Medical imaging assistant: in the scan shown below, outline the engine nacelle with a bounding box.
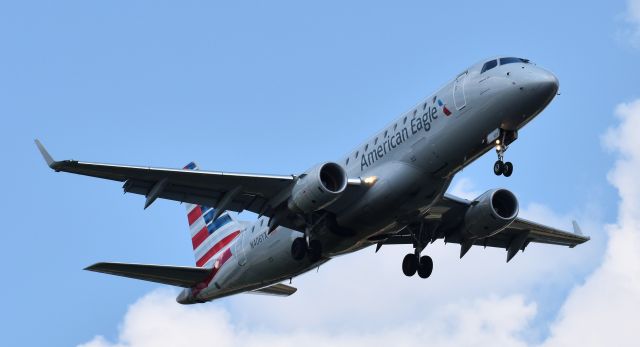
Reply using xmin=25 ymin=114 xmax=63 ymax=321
xmin=463 ymin=188 xmax=519 ymax=238
xmin=287 ymin=162 xmax=348 ymax=214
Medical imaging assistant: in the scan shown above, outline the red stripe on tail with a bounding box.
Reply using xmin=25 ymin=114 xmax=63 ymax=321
xmin=196 ymin=230 xmax=241 ymax=267
xmin=187 ymin=207 xmax=203 ymax=226
xmin=191 ymin=226 xmax=209 ymax=249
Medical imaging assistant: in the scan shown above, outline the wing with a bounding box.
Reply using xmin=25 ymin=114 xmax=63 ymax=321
xmin=36 ymin=140 xmax=363 ymax=224
xmin=85 ymin=262 xmax=211 ymax=288
xmin=378 ymin=193 xmax=590 ymax=262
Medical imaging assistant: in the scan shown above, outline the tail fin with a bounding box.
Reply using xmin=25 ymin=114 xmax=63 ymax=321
xmin=183 ymin=162 xmax=243 ymax=268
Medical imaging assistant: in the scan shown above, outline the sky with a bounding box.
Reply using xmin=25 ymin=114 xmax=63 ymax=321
xmin=1 ymin=1 xmax=639 ymax=346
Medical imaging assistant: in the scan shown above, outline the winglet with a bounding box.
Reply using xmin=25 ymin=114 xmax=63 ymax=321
xmin=572 ymin=220 xmax=583 ymax=236
xmin=34 ymin=139 xmax=56 ymax=168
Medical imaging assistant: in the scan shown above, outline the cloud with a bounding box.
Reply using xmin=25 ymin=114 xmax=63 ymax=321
xmin=79 ymin=289 xmax=235 ymax=347
xmin=621 ymin=0 xmax=640 ymax=47
xmin=78 ymin=99 xmax=640 ymax=347
xmin=80 ymin=290 xmax=536 ymax=347
xmin=539 ymin=99 xmax=640 ymax=347
xmin=449 ymin=177 xmax=481 ymax=200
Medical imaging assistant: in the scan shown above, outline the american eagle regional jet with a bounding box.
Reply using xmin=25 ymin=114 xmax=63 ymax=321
xmin=37 ymin=57 xmax=589 ymax=304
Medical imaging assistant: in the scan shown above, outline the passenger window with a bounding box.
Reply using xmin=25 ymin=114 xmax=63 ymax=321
xmin=393 ymin=123 xmax=397 ymax=131
xmin=374 ymin=137 xmax=378 ymax=145
xmin=403 ymin=116 xmax=407 ymax=124
xmin=346 ymin=158 xmax=350 ymax=165
xmin=384 ymin=130 xmax=388 ymax=138
xmin=365 ymin=144 xmax=369 ymax=151
xmin=481 ymin=60 xmax=498 ymax=73
xmin=355 ymin=151 xmax=359 ymax=158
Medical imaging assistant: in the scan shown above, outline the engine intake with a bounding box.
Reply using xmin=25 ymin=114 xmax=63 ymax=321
xmin=463 ymin=188 xmax=519 ymax=238
xmin=288 ymin=162 xmax=348 ymax=214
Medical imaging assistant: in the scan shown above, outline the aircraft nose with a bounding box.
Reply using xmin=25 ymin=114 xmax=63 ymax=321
xmin=518 ymin=67 xmax=559 ymax=106
xmin=535 ymin=69 xmax=559 ymax=97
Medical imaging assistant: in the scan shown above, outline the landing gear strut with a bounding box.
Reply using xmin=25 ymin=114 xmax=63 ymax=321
xmin=493 ymin=130 xmax=515 ymax=177
xmin=291 ymin=214 xmax=324 ymax=263
xmin=401 ymin=222 xmax=434 ymax=279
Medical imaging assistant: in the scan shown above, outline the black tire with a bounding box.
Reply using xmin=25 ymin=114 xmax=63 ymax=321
xmin=402 ymin=254 xmax=418 ymax=277
xmin=417 ymin=255 xmax=433 ymax=279
xmin=503 ymin=162 xmax=513 ymax=177
xmin=291 ymin=237 xmax=307 ymax=261
xmin=493 ymin=160 xmax=504 ymax=175
xmin=308 ymin=239 xmax=322 ymax=263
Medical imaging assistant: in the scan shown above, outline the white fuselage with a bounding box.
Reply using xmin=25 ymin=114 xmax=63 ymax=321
xmin=179 ymin=58 xmax=559 ymax=303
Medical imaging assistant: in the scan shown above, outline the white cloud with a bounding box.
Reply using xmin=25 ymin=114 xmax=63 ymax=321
xmin=449 ymin=176 xmax=481 ymax=200
xmin=621 ymin=0 xmax=640 ymax=47
xmin=79 ymin=100 xmax=640 ymax=347
xmin=539 ymin=100 xmax=640 ymax=347
xmin=79 ymin=289 xmax=235 ymax=347
xmin=80 ymin=290 xmax=536 ymax=347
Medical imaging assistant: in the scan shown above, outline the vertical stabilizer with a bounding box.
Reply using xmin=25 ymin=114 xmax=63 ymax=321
xmin=183 ymin=162 xmax=243 ymax=267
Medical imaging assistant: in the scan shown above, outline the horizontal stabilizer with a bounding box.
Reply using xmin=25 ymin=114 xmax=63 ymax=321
xmin=249 ymin=283 xmax=297 ymax=296
xmin=85 ymin=262 xmax=211 ymax=288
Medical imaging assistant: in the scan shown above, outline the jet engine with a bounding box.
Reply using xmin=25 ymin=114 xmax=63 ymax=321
xmin=288 ymin=162 xmax=348 ymax=214
xmin=463 ymin=188 xmax=519 ymax=238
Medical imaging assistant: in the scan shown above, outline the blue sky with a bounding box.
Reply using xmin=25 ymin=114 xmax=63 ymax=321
xmin=1 ymin=1 xmax=639 ymax=346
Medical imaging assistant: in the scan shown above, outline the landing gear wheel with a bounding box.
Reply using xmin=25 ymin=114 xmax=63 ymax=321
xmin=402 ymin=254 xmax=418 ymax=277
xmin=502 ymin=162 xmax=513 ymax=177
xmin=291 ymin=237 xmax=307 ymax=261
xmin=417 ymin=255 xmax=433 ymax=279
xmin=307 ymin=240 xmax=322 ymax=263
xmin=493 ymin=160 xmax=504 ymax=176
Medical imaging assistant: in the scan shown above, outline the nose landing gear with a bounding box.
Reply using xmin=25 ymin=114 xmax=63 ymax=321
xmin=492 ymin=130 xmax=516 ymax=177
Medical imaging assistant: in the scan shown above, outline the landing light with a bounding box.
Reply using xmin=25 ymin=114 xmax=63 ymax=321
xmin=496 ymin=145 xmax=502 ymax=151
xmin=496 ymin=139 xmax=501 ymax=145
xmin=363 ymin=176 xmax=378 ymax=185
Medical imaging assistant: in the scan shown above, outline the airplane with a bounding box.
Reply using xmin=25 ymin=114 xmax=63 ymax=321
xmin=37 ymin=56 xmax=589 ymax=304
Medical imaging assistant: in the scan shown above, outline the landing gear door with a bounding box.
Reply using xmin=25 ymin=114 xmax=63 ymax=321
xmin=453 ymin=71 xmax=468 ymax=110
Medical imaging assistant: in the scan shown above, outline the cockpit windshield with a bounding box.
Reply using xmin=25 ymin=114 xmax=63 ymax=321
xmin=481 ymin=57 xmax=530 ymax=73
xmin=481 ymin=60 xmax=497 ymax=73
xmin=499 ymin=57 xmax=529 ymax=65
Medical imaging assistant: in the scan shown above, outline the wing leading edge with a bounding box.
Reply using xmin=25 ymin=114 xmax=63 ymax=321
xmin=35 ymin=140 xmax=363 ymax=223
xmin=35 ymin=140 xmax=296 ymax=222
xmin=85 ymin=262 xmax=211 ymax=288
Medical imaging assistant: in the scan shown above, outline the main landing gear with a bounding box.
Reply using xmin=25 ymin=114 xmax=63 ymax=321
xmin=291 ymin=237 xmax=322 ymax=263
xmin=493 ymin=130 xmax=516 ymax=177
xmin=402 ymin=253 xmax=433 ymax=278
xmin=401 ymin=222 xmax=434 ymax=279
xmin=291 ymin=215 xmax=324 ymax=263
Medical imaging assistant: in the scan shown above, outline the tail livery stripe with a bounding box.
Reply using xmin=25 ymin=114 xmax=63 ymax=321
xmin=187 ymin=207 xmax=203 ymax=226
xmin=191 ymin=227 xmax=210 ymax=249
xmin=190 ymin=210 xmax=233 ymax=249
xmin=191 ymin=247 xmax=234 ymax=297
xmin=193 ymin=222 xmax=236 ymax=260
xmin=183 ymin=161 xmax=244 ymax=267
xmin=196 ymin=230 xmax=241 ymax=267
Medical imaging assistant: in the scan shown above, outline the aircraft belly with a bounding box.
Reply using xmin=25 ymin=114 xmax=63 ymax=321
xmin=200 ymin=227 xmax=322 ymax=301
